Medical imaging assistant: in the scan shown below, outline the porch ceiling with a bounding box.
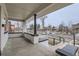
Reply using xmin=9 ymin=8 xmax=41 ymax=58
xmin=6 ymin=3 xmax=72 ymax=21
xmin=6 ymin=3 xmax=51 ymax=21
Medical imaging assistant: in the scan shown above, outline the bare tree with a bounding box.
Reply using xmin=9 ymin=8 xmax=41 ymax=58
xmin=30 ymin=24 xmax=34 ymax=30
xmin=37 ymin=24 xmax=40 ymax=29
xmin=58 ymin=21 xmax=67 ymax=33
xmin=48 ymin=25 xmax=52 ymax=30
xmin=40 ymin=16 xmax=47 ymax=29
xmin=58 ymin=23 xmax=64 ymax=32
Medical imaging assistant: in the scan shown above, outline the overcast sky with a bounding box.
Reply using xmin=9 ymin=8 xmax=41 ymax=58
xmin=28 ymin=3 xmax=79 ymax=27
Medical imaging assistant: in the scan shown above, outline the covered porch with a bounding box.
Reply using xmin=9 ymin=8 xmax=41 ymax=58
xmin=0 ymin=3 xmax=79 ymax=56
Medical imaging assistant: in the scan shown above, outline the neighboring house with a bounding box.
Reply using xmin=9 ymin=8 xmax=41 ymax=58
xmin=72 ymin=23 xmax=79 ymax=33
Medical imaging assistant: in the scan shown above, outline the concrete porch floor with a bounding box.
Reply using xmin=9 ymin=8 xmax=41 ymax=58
xmin=2 ymin=36 xmax=78 ymax=56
